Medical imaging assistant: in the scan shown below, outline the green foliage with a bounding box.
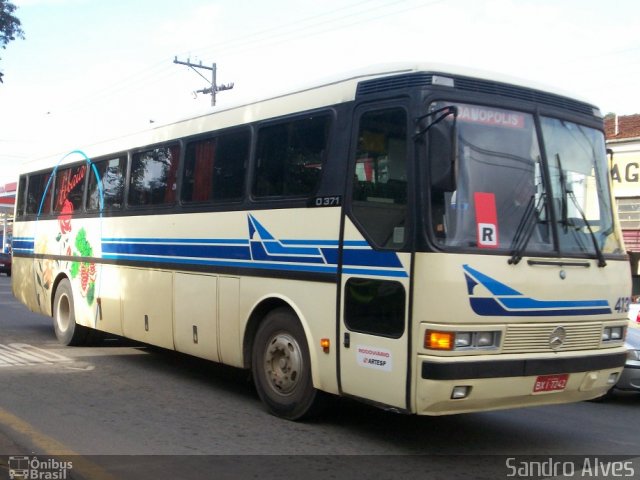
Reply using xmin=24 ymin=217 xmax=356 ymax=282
xmin=70 ymin=260 xmax=79 ymax=278
xmin=0 ymin=0 xmax=25 ymax=83
xmin=87 ymin=282 xmax=95 ymax=305
xmin=75 ymin=228 xmax=93 ymax=257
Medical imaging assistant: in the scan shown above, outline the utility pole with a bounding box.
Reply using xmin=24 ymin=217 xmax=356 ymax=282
xmin=173 ymin=56 xmax=234 ymax=106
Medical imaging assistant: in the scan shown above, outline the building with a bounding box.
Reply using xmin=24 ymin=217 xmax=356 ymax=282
xmin=606 ymin=114 xmax=640 ymax=294
xmin=0 ymin=182 xmax=16 ymax=253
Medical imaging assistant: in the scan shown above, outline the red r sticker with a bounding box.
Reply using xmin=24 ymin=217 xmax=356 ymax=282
xmin=474 ymin=192 xmax=498 ymax=248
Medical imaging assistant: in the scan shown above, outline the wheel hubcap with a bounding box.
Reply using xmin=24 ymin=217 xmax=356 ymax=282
xmin=264 ymin=333 xmax=302 ymax=396
xmin=57 ymin=294 xmax=71 ymax=332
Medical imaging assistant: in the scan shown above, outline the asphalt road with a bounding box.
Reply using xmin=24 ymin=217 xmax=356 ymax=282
xmin=0 ymin=274 xmax=639 ymax=479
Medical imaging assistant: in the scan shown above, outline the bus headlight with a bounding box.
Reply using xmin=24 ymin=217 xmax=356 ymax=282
xmin=425 ymin=330 xmax=500 ymax=351
xmin=476 ymin=331 xmax=496 ymax=347
xmin=455 ymin=332 xmax=472 ymax=348
xmin=602 ymin=326 xmax=626 ymax=343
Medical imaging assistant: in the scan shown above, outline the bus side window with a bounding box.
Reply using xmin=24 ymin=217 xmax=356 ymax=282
xmin=182 ymin=129 xmax=249 ymax=204
xmin=53 ymin=164 xmax=87 ymax=214
xmin=129 ymin=144 xmax=180 ymax=207
xmin=25 ymin=171 xmax=53 ymax=216
xmin=87 ymin=157 xmax=125 ymax=211
xmin=351 ymin=108 xmax=408 ymax=249
xmin=253 ymin=115 xmax=329 ymax=198
xmin=344 ymin=278 xmax=405 ymax=337
xmin=15 ymin=176 xmax=27 ymax=218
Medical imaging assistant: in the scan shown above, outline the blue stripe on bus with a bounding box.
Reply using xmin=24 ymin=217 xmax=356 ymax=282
xmin=101 ymin=254 xmax=339 ymax=274
xmin=497 ymin=296 xmax=609 ymax=310
xmin=250 ymin=241 xmax=326 ymax=264
xmin=12 ymin=237 xmax=35 ymax=253
xmin=463 ymin=264 xmax=611 ymax=316
xmin=17 ymin=215 xmax=409 ymax=278
xmin=260 ymin=240 xmax=324 ymax=257
xmin=102 ymin=238 xmax=249 ymax=245
xmin=101 ymin=243 xmax=406 ymax=275
xmin=342 ymin=267 xmax=409 ymax=278
xmin=102 ymin=242 xmax=252 ymax=261
xmin=280 ymin=239 xmax=369 ymax=247
xmin=469 ymin=298 xmax=611 ymax=317
xmin=101 ymin=253 xmax=408 ymax=278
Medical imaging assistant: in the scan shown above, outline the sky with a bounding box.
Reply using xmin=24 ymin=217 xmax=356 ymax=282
xmin=0 ymin=0 xmax=639 ymax=185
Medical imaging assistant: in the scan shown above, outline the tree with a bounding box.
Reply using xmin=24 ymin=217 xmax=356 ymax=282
xmin=0 ymin=0 xmax=24 ymax=83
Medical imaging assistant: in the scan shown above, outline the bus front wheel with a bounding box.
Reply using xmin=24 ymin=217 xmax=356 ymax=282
xmin=251 ymin=308 xmax=320 ymax=420
xmin=53 ymin=278 xmax=89 ymax=346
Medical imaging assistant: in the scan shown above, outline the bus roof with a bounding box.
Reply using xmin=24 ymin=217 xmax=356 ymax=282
xmin=19 ymin=62 xmax=597 ymax=174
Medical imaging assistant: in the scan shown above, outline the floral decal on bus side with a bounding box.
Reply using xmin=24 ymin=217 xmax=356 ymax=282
xmin=34 ymin=236 xmax=53 ymax=308
xmin=70 ymin=228 xmax=96 ymax=305
xmin=34 ymin=201 xmax=97 ymax=307
xmin=58 ymin=199 xmax=73 ymax=235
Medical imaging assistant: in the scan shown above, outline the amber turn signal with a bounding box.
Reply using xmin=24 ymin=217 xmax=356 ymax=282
xmin=425 ymin=330 xmax=454 ymax=350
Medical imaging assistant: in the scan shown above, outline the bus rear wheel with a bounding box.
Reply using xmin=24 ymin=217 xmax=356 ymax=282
xmin=53 ymin=278 xmax=89 ymax=346
xmin=251 ymin=308 xmax=320 ymax=420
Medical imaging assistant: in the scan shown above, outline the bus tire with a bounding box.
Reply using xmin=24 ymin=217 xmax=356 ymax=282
xmin=252 ymin=308 xmax=320 ymax=420
xmin=53 ymin=278 xmax=88 ymax=346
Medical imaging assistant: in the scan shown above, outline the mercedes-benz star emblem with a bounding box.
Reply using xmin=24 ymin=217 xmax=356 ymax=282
xmin=549 ymin=326 xmax=567 ymax=351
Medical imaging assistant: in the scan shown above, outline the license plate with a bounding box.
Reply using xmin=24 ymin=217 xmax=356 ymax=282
xmin=533 ymin=374 xmax=569 ymax=393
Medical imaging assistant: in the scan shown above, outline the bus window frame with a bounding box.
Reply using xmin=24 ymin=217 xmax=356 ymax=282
xmin=24 ymin=168 xmax=55 ymax=218
xmin=345 ymin=100 xmax=414 ymax=252
xmin=52 ymin=162 xmax=90 ymax=215
xmin=180 ymin=126 xmax=252 ymax=207
xmin=126 ymin=141 xmax=182 ymax=210
xmin=85 ymin=154 xmax=128 ymax=213
xmin=419 ymin=91 xmax=625 ymax=263
xmin=15 ymin=175 xmax=27 ymax=218
xmin=250 ymin=110 xmax=334 ymax=203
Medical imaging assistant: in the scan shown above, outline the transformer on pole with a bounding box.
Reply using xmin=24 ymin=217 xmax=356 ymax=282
xmin=173 ymin=56 xmax=234 ymax=106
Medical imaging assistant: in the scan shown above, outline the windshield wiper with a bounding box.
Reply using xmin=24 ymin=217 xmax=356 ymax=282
xmin=556 ymin=154 xmax=570 ymax=231
xmin=566 ymin=189 xmax=607 ymax=267
xmin=555 ymin=154 xmax=607 ymax=267
xmin=414 ymin=105 xmax=457 ymax=139
xmin=508 ymin=193 xmax=545 ymax=265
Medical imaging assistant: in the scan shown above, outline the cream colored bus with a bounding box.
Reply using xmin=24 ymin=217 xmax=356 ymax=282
xmin=11 ymin=64 xmax=631 ymax=419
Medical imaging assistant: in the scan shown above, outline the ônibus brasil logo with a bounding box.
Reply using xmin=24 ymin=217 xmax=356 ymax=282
xmin=8 ymin=456 xmax=72 ymax=479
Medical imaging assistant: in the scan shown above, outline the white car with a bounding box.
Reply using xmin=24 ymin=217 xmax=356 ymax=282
xmin=598 ymin=304 xmax=640 ymax=397
xmin=615 ymin=324 xmax=640 ymax=392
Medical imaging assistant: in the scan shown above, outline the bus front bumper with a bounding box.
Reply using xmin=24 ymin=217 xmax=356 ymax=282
xmin=415 ymin=351 xmax=626 ymax=415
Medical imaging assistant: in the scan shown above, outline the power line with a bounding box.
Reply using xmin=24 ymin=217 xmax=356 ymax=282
xmin=173 ymin=0 xmax=377 ymax=59
xmin=28 ymin=0 xmax=443 ymax=118
xmin=173 ymin=57 xmax=234 ymax=106
xmin=186 ymin=0 xmax=443 ymax=60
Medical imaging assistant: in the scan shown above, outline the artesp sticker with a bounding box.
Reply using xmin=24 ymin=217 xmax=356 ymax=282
xmin=356 ymin=345 xmax=392 ymax=372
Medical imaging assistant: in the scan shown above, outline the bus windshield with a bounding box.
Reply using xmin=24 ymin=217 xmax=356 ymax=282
xmin=429 ymin=102 xmax=623 ymax=257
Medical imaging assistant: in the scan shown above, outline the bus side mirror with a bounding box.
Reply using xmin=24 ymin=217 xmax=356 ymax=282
xmin=428 ymin=121 xmax=457 ymax=193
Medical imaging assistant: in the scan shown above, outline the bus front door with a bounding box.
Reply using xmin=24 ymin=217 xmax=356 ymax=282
xmin=338 ymin=104 xmax=412 ymax=411
xmin=338 ymin=246 xmax=412 ymax=411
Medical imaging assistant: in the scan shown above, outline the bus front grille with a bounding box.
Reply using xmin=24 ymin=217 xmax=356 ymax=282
xmin=502 ymin=323 xmax=603 ymax=353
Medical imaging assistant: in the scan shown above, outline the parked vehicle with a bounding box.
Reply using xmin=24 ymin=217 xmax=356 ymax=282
xmin=616 ymin=310 xmax=640 ymax=393
xmin=0 ymin=252 xmax=11 ymax=276
xmin=629 ymin=301 xmax=640 ymax=325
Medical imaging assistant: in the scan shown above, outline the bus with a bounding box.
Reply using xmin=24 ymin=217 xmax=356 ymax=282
xmin=11 ymin=63 xmax=631 ymax=420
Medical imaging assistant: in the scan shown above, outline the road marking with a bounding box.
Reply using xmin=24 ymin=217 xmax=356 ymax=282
xmin=0 ymin=344 xmax=72 ymax=367
xmin=0 ymin=407 xmax=118 ymax=480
